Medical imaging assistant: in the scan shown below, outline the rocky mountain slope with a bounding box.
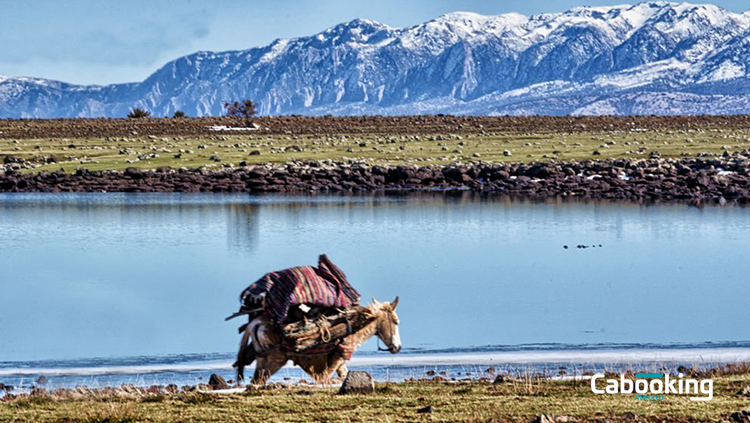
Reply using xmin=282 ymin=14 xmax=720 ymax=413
xmin=2 ymin=2 xmax=750 ymax=117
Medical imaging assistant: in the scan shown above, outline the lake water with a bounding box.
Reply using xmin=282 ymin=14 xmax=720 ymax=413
xmin=1 ymin=192 xmax=750 ymax=388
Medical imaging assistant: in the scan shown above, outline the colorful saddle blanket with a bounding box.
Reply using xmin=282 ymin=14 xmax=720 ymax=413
xmin=239 ymin=254 xmax=360 ymax=324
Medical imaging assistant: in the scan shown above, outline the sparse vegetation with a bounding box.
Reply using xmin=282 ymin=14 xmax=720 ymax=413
xmin=2 ymin=116 xmax=750 ymax=174
xmin=172 ymin=110 xmax=186 ymax=119
xmin=3 ymin=125 xmax=750 ymax=174
xmin=1 ymin=374 xmax=749 ymax=422
xmin=127 ymin=108 xmax=151 ymax=119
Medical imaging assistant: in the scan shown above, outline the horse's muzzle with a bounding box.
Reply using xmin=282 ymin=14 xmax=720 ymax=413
xmin=389 ymin=345 xmax=401 ymax=354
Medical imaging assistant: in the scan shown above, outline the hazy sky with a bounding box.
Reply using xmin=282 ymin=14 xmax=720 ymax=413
xmin=1 ymin=0 xmax=748 ymax=85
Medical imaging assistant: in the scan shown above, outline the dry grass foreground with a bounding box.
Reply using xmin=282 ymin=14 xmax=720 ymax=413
xmin=3 ymin=374 xmax=750 ymax=423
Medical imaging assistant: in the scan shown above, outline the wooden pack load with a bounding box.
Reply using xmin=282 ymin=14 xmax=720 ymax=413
xmin=281 ymin=306 xmax=375 ymax=352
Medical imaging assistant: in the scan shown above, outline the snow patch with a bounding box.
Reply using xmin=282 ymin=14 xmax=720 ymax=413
xmin=701 ymin=60 xmax=746 ymax=82
xmin=207 ymin=125 xmax=260 ymax=132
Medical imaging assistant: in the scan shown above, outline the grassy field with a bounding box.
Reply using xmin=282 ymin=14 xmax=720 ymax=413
xmin=3 ymin=126 xmax=750 ymax=173
xmin=2 ymin=375 xmax=750 ymax=423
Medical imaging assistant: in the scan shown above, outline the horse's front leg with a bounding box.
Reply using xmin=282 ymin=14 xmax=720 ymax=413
xmin=251 ymin=351 xmax=288 ymax=385
xmin=327 ymin=353 xmax=349 ymax=380
xmin=335 ymin=362 xmax=349 ymax=379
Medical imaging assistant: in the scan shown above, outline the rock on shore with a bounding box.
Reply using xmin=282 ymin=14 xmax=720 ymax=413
xmin=339 ymin=371 xmax=375 ymax=395
xmin=4 ymin=153 xmax=750 ymax=203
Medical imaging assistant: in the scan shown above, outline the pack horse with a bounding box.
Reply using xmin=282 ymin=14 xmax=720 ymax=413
xmin=227 ymin=254 xmax=402 ymax=384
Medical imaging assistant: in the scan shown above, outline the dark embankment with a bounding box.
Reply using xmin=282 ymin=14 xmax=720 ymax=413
xmin=3 ymin=153 xmax=750 ymax=204
xmin=3 ymin=115 xmax=750 ymax=139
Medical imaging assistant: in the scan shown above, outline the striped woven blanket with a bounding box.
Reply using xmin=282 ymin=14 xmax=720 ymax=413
xmin=240 ymin=254 xmax=360 ymax=324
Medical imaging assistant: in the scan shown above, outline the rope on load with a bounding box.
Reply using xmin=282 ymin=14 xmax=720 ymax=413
xmin=317 ymin=319 xmax=332 ymax=343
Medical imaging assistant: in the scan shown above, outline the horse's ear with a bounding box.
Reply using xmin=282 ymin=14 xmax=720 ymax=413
xmin=371 ymin=297 xmax=379 ymax=306
xmin=391 ymin=296 xmax=399 ymax=310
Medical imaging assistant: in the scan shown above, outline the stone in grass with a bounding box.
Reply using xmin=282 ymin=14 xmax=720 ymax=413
xmin=338 ymin=371 xmax=374 ymax=395
xmin=730 ymin=410 xmax=750 ymax=423
xmin=492 ymin=374 xmax=517 ymax=384
xmin=208 ymin=373 xmax=230 ymax=390
xmin=417 ymin=405 xmax=434 ymax=414
xmin=528 ymin=415 xmax=556 ymax=423
xmin=738 ymin=386 xmax=750 ymax=397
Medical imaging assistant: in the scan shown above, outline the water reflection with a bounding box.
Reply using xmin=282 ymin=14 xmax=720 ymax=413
xmin=1 ymin=193 xmax=750 ymax=362
xmin=226 ymin=203 xmax=260 ymax=252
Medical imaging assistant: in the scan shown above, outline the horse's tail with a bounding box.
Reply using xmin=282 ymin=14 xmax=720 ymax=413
xmin=234 ymin=326 xmax=256 ymax=383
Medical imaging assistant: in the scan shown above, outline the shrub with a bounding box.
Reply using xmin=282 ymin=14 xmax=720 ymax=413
xmin=127 ymin=108 xmax=151 ymax=119
xmin=224 ymin=100 xmax=257 ymax=124
xmin=173 ymin=110 xmax=186 ymax=118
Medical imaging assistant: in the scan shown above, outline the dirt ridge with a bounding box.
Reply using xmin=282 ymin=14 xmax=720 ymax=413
xmin=3 ymin=115 xmax=750 ymax=139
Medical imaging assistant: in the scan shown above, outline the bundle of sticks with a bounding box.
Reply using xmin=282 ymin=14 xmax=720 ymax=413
xmin=281 ymin=306 xmax=374 ymax=352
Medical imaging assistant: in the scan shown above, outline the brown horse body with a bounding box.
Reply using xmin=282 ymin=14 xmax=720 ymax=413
xmin=237 ymin=298 xmax=401 ymax=385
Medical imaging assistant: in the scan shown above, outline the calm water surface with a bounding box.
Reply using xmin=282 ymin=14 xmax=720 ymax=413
xmin=1 ymin=192 xmax=749 ymax=385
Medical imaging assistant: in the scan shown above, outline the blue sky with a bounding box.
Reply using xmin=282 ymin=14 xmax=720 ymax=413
xmin=1 ymin=0 xmax=748 ymax=85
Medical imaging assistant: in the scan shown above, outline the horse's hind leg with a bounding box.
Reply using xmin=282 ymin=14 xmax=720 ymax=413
xmin=235 ymin=342 xmax=256 ymax=383
xmin=251 ymin=352 xmax=288 ymax=385
xmin=235 ymin=327 xmax=256 ymax=383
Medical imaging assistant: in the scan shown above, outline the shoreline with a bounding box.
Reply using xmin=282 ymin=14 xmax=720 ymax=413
xmin=2 ymin=345 xmax=749 ymax=385
xmin=3 ymin=154 xmax=750 ymax=203
xmin=3 ymin=370 xmax=750 ymax=422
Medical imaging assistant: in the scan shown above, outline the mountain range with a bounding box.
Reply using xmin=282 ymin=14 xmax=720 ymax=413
xmin=2 ymin=1 xmax=750 ymax=118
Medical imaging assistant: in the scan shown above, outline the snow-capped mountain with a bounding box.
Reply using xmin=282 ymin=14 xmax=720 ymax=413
xmin=3 ymin=1 xmax=750 ymax=117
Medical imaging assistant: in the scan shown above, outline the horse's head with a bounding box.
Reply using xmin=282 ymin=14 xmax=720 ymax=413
xmin=371 ymin=296 xmax=401 ymax=354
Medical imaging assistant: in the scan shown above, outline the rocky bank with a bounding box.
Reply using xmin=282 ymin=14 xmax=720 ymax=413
xmin=3 ymin=153 xmax=750 ymax=203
